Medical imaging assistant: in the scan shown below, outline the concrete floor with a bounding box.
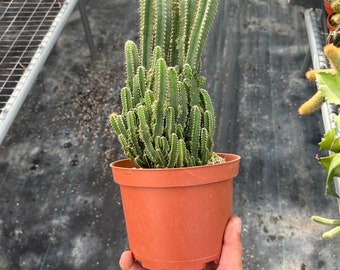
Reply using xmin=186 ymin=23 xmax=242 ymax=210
xmin=0 ymin=0 xmax=339 ymax=269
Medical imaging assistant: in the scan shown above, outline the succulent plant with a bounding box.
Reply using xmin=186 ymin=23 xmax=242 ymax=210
xmin=331 ymin=0 xmax=340 ymax=13
xmin=298 ymin=44 xmax=340 ymax=115
xmin=110 ymin=0 xmax=221 ymax=168
xmin=311 ymin=216 xmax=340 ymax=239
xmin=330 ymin=13 xmax=340 ymax=29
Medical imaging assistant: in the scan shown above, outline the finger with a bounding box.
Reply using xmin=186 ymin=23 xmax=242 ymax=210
xmin=217 ymin=216 xmax=243 ymax=270
xmin=119 ymin=251 xmax=145 ymax=270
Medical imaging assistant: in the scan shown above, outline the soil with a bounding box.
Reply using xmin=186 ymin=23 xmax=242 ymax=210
xmin=0 ymin=0 xmax=339 ymax=270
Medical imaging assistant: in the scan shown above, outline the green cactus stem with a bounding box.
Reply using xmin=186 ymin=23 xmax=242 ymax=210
xmin=139 ymin=0 xmax=153 ymax=69
xmin=168 ymin=133 xmax=178 ymax=167
xmin=185 ymin=0 xmax=219 ymax=71
xmin=153 ymin=57 xmax=167 ymax=137
xmin=124 ymin=41 xmax=138 ymax=90
xmin=189 ymin=105 xmax=201 ymax=161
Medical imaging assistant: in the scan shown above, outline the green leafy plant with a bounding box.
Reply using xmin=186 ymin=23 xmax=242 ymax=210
xmin=313 ymin=113 xmax=340 ymax=240
xmin=317 ymin=114 xmax=340 ymax=198
xmin=110 ymin=0 xmax=221 ymax=168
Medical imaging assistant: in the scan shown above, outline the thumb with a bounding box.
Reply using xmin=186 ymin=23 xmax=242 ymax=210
xmin=217 ymin=216 xmax=243 ymax=270
xmin=119 ymin=250 xmax=145 ymax=270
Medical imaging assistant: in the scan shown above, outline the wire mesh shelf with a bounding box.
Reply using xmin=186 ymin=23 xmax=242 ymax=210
xmin=0 ymin=0 xmax=79 ymax=144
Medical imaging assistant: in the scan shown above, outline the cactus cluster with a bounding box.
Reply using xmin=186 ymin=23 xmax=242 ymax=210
xmin=110 ymin=0 xmax=220 ymax=168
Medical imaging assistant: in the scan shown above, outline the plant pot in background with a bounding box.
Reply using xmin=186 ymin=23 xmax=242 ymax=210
xmin=324 ymin=0 xmax=335 ymax=16
xmin=327 ymin=13 xmax=336 ymax=32
xmin=111 ymin=153 xmax=241 ymax=270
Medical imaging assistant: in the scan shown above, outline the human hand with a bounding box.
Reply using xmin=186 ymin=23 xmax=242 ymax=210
xmin=119 ymin=216 xmax=243 ymax=270
xmin=214 ymin=216 xmax=243 ymax=269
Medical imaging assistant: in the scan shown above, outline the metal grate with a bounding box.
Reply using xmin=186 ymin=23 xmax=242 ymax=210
xmin=0 ymin=0 xmax=79 ymax=144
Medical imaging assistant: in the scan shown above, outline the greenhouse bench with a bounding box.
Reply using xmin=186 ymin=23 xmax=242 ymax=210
xmin=0 ymin=0 xmax=95 ymax=145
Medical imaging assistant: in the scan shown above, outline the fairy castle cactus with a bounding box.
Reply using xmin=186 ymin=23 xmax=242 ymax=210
xmin=110 ymin=0 xmax=220 ymax=168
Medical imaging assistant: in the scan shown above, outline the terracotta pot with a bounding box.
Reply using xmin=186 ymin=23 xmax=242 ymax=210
xmin=324 ymin=0 xmax=335 ymax=16
xmin=111 ymin=153 xmax=241 ymax=270
xmin=327 ymin=13 xmax=336 ymax=32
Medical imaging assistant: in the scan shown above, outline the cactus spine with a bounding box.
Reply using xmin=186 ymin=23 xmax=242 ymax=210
xmin=110 ymin=0 xmax=219 ymax=168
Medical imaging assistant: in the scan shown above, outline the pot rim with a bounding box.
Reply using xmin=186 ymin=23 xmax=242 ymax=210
xmin=110 ymin=153 xmax=240 ymax=171
xmin=110 ymin=153 xmax=241 ymax=188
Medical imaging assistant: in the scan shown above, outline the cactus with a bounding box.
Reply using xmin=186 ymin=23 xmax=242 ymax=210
xmin=110 ymin=0 xmax=220 ymax=168
xmin=311 ymin=216 xmax=340 ymax=239
xmin=331 ymin=0 xmax=340 ymax=13
xmin=298 ymin=44 xmax=340 ymax=115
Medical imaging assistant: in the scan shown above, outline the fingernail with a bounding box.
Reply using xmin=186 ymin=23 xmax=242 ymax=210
xmin=234 ymin=217 xmax=242 ymax=234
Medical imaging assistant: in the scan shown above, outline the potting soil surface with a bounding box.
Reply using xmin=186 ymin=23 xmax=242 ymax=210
xmin=0 ymin=0 xmax=339 ymax=269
